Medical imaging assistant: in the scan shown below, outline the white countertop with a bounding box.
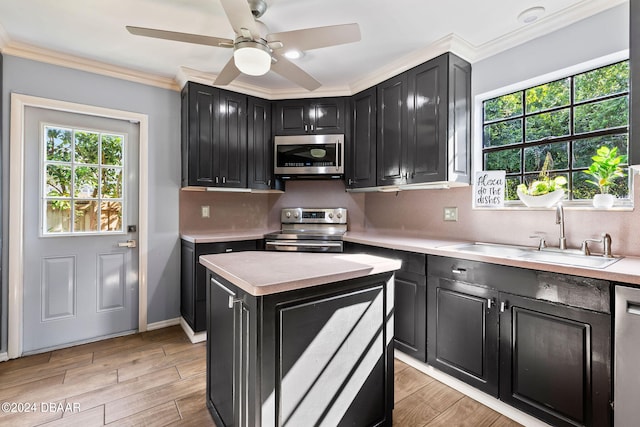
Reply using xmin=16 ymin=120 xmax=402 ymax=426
xmin=181 ymin=229 xmax=278 ymax=244
xmin=199 ymin=251 xmax=402 ymax=296
xmin=344 ymin=231 xmax=640 ymax=286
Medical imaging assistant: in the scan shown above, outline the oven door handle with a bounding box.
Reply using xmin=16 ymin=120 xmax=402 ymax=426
xmin=266 ymin=241 xmax=343 ymax=248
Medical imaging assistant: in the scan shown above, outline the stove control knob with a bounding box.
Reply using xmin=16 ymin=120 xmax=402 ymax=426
xmin=336 ymin=212 xmax=342 ymax=219
xmin=285 ymin=211 xmax=291 ymax=218
xmin=294 ymin=212 xmax=299 ymax=218
xmin=328 ymin=213 xmax=334 ymax=219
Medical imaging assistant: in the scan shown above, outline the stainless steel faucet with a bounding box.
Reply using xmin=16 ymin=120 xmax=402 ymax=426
xmin=556 ymin=203 xmax=567 ymax=250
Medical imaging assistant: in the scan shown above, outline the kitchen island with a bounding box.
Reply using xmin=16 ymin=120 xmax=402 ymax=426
xmin=200 ymin=251 xmax=401 ymax=427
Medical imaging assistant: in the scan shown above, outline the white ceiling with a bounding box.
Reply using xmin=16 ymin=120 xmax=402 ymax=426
xmin=0 ymin=0 xmax=628 ymax=97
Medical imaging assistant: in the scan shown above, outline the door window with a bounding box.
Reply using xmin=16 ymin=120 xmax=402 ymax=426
xmin=42 ymin=124 xmax=126 ymax=234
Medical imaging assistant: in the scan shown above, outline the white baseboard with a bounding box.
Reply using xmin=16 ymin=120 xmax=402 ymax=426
xmin=147 ymin=317 xmax=181 ymax=331
xmin=0 ymin=352 xmax=8 ymax=363
xmin=179 ymin=317 xmax=207 ymax=343
xmin=394 ymin=351 xmax=551 ymax=427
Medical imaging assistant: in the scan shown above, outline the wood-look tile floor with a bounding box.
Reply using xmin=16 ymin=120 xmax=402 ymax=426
xmin=0 ymin=326 xmax=521 ymax=427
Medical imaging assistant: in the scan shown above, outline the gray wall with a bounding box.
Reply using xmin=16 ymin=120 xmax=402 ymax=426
xmin=1 ymin=56 xmax=181 ymax=352
xmin=472 ymin=3 xmax=629 ymax=97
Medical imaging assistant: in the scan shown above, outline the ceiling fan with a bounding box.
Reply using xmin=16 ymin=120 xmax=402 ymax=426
xmin=126 ymin=0 xmax=361 ymax=91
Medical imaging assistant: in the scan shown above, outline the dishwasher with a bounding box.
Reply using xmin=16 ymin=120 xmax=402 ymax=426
xmin=614 ymin=285 xmax=640 ymax=426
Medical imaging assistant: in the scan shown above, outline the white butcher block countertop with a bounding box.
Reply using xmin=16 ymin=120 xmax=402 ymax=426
xmin=199 ymin=251 xmax=402 ymax=296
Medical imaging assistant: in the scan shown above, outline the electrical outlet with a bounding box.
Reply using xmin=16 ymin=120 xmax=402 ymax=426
xmin=201 ymin=205 xmax=210 ymax=218
xmin=444 ymin=207 xmax=458 ymax=222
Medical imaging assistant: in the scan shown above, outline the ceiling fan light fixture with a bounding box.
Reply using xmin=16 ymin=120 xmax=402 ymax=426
xmin=234 ymin=40 xmax=271 ymax=76
xmin=283 ymin=49 xmax=304 ymax=60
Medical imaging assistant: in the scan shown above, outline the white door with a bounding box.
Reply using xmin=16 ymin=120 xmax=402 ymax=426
xmin=22 ymin=106 xmax=139 ymax=353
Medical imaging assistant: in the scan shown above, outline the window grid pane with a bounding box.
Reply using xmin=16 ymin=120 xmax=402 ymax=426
xmin=481 ymin=60 xmax=630 ymax=202
xmin=43 ymin=125 xmax=125 ymax=234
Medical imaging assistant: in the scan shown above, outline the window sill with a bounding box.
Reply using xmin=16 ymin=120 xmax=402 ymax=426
xmin=473 ymin=200 xmax=634 ymax=211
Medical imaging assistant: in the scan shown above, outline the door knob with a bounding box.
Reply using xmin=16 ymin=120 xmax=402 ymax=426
xmin=118 ymin=240 xmax=137 ymax=248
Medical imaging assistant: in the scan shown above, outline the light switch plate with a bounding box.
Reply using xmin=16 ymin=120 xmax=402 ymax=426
xmin=444 ymin=207 xmax=458 ymax=221
xmin=201 ymin=205 xmax=210 ymax=218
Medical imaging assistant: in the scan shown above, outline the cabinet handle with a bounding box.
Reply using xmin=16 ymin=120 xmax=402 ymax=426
xmin=222 ymin=176 xmax=226 ymax=184
xmin=211 ymin=277 xmax=237 ymax=309
xmin=487 ymin=298 xmax=494 ymax=309
xmin=310 ymin=124 xmax=314 ymax=132
xmin=500 ymin=301 xmax=508 ymax=313
xmin=215 ymin=176 xmax=219 ymax=184
xmin=304 ymin=124 xmax=308 ymax=132
xmin=452 ymin=268 xmax=466 ymax=274
xmin=267 ymin=179 xmax=271 ymax=187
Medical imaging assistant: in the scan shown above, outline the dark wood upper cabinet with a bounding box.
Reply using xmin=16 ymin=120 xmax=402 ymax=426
xmin=373 ymin=53 xmax=471 ymax=187
xmin=217 ymin=89 xmax=247 ymax=188
xmin=247 ymin=96 xmax=274 ymax=190
xmin=347 ymin=87 xmax=377 ymax=188
xmin=274 ymin=98 xmax=346 ymax=135
xmin=376 ymin=73 xmax=408 ymax=186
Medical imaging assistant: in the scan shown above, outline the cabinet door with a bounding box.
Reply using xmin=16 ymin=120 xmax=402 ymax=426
xmin=180 ymin=241 xmax=196 ymax=329
xmin=274 ymin=100 xmax=307 ymax=135
xmin=348 ymin=88 xmax=377 ymax=188
xmin=310 ymin=98 xmax=345 ymax=134
xmin=247 ymin=97 xmax=273 ymax=189
xmin=394 ymin=270 xmax=426 ymax=361
xmin=377 ymin=74 xmax=408 ymax=186
xmin=276 ymin=283 xmax=389 ymax=426
xmin=217 ymin=90 xmax=247 ymax=188
xmin=406 ymin=55 xmax=447 ymax=183
xmin=427 ymin=276 xmax=499 ymax=396
xmin=499 ymin=293 xmax=611 ymax=427
xmin=185 ymin=82 xmax=218 ymax=186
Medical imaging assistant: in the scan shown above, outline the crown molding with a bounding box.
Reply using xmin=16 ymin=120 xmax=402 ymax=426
xmin=2 ymin=40 xmax=180 ymax=91
xmin=0 ymin=22 xmax=10 ymax=49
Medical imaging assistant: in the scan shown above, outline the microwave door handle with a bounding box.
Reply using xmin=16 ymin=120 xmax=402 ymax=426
xmin=337 ymin=142 xmax=342 ymax=168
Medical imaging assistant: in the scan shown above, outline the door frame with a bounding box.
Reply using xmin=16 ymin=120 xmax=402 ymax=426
xmin=8 ymin=93 xmax=149 ymax=358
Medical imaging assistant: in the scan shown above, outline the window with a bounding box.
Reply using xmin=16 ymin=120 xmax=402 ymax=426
xmin=482 ymin=60 xmax=630 ymax=203
xmin=43 ymin=124 xmax=125 ymax=234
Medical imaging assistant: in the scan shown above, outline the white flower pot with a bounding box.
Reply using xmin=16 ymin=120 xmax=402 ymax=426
xmin=517 ymin=189 xmax=565 ymax=208
xmin=593 ymin=193 xmax=615 ymax=208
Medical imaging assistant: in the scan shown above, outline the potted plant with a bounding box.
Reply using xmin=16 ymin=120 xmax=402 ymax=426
xmin=517 ymin=152 xmax=567 ymax=207
xmin=584 ymin=146 xmax=627 ymax=208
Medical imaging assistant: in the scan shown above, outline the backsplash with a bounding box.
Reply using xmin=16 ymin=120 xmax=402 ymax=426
xmin=179 ymin=175 xmax=639 ymax=257
xmin=364 ymin=174 xmax=640 ymax=257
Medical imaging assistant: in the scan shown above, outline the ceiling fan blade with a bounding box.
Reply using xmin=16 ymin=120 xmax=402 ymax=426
xmin=219 ymin=0 xmax=261 ymax=39
xmin=213 ymin=57 xmax=242 ymax=86
xmin=126 ymin=26 xmax=233 ymax=47
xmin=271 ymin=54 xmax=321 ymax=91
xmin=267 ymin=23 xmax=361 ymax=52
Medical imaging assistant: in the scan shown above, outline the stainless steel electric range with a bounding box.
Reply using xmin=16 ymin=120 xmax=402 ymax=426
xmin=265 ymin=208 xmax=347 ymax=252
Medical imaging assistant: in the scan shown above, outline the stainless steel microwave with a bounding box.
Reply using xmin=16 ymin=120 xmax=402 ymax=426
xmin=274 ymin=134 xmax=344 ymax=178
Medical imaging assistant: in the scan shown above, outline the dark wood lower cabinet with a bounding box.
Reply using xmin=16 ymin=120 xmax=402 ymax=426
xmin=344 ymin=242 xmax=426 ymax=361
xmin=206 ymin=270 xmax=395 ymax=426
xmin=426 ymin=255 xmax=612 ymax=427
xmin=427 ymin=277 xmax=499 ymax=396
xmin=499 ymin=293 xmax=611 ymax=427
xmin=181 ymin=239 xmax=259 ymax=332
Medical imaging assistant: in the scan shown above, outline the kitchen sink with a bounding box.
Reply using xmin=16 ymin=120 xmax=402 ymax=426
xmin=442 ymin=242 xmax=622 ymax=269
xmin=443 ymin=242 xmax=530 ymax=258
xmin=519 ymin=250 xmax=622 ymax=269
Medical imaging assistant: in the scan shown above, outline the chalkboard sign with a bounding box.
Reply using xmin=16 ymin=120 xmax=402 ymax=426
xmin=473 ymin=171 xmax=505 ymax=208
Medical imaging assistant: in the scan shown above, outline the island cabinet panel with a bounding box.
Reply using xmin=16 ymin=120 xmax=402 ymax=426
xmin=205 ymin=271 xmax=395 ymax=427
xmin=274 ymin=98 xmax=346 ymax=135
xmin=181 ymin=239 xmax=258 ymax=333
xmin=427 ymin=255 xmax=612 ymax=427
